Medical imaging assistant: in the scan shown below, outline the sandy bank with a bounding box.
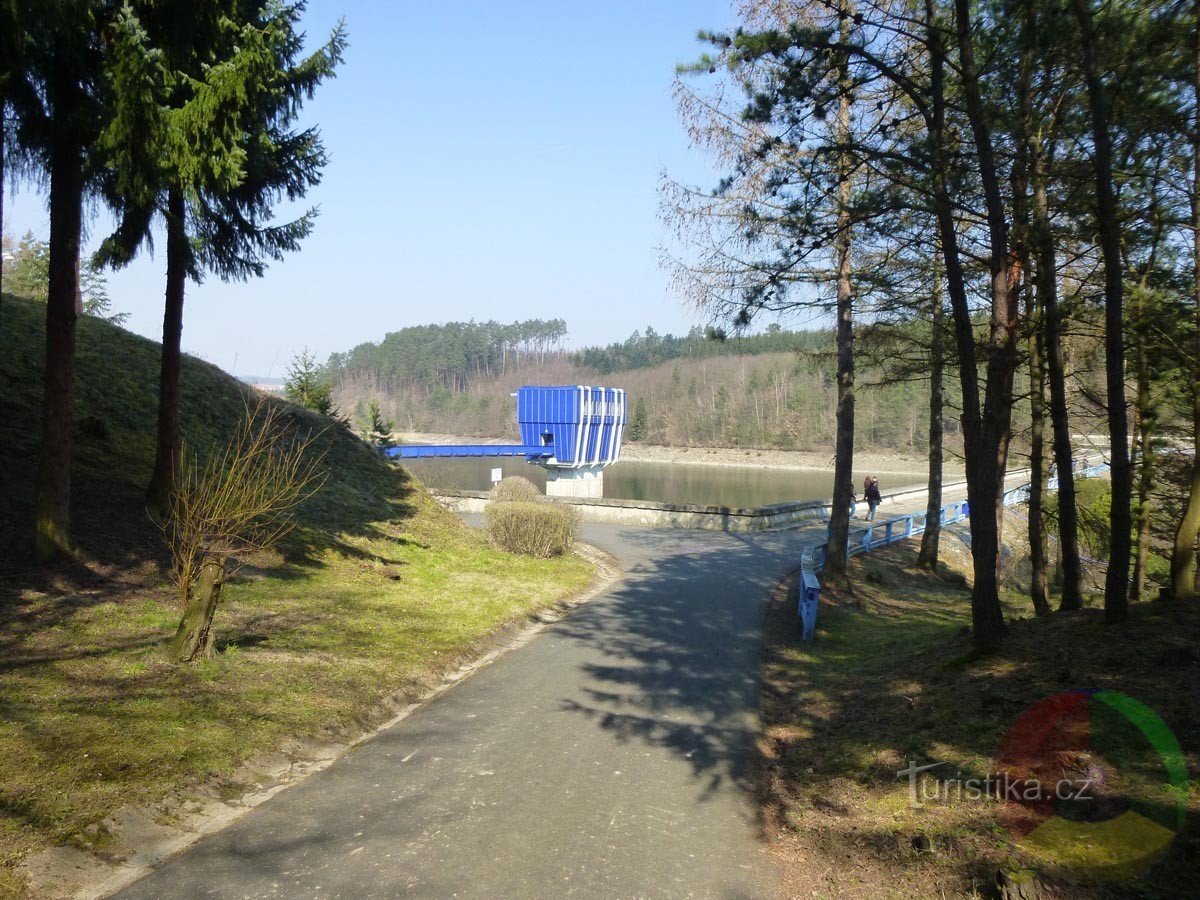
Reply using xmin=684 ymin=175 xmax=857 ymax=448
xmin=393 ymin=432 xmax=958 ymax=476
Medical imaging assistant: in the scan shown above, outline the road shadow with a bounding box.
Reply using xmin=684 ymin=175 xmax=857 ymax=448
xmin=550 ymin=526 xmax=806 ymax=804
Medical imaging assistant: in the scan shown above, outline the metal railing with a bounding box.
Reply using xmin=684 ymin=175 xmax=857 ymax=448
xmin=796 ymin=460 xmax=1110 ymax=641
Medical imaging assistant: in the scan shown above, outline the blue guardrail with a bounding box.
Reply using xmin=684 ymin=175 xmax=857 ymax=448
xmin=797 ymin=462 xmax=1110 ymax=640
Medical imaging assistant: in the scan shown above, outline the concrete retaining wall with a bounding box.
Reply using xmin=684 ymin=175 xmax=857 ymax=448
xmin=432 ymin=489 xmax=829 ymax=531
xmin=431 ymin=471 xmax=1018 ymax=532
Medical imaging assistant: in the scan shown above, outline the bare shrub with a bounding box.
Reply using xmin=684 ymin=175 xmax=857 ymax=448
xmin=164 ymin=400 xmax=327 ymax=662
xmin=484 ymin=501 xmax=579 ymax=558
xmin=489 ymin=476 xmax=542 ymax=503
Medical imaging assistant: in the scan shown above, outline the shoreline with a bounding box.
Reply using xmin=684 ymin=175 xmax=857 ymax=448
xmin=393 ymin=432 xmax=958 ymax=476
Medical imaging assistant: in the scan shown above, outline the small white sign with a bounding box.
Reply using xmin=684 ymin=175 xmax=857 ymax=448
xmin=490 ymin=467 xmax=503 ymax=484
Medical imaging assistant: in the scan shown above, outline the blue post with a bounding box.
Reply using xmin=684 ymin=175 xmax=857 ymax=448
xmin=904 ymin=515 xmax=913 ymax=538
xmin=799 ymin=571 xmax=820 ymax=641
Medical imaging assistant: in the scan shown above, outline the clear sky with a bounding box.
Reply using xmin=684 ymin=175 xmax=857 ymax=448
xmin=4 ymin=0 xmax=777 ymax=377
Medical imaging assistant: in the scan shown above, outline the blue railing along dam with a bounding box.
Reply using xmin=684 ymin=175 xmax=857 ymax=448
xmin=385 ymin=385 xmax=627 ymax=498
xmin=795 ymin=460 xmax=1111 ymax=641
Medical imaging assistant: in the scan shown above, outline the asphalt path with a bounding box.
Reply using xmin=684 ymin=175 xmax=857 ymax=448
xmin=113 ymin=467 xmax=1018 ymax=900
xmin=115 ymin=521 xmax=829 ymax=900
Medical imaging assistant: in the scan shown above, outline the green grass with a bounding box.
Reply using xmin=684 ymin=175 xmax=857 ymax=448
xmin=759 ymin=543 xmax=1200 ymax=899
xmin=0 ymin=296 xmax=594 ymax=894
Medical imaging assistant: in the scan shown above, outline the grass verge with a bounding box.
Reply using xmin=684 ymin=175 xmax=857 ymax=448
xmin=0 ymin=296 xmax=596 ymax=896
xmin=759 ymin=539 xmax=1199 ymax=899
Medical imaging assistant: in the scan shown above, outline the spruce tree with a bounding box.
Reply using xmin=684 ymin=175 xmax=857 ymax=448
xmin=285 ymin=348 xmax=335 ymax=416
xmin=96 ymin=0 xmax=345 ymax=517
xmin=361 ymin=400 xmax=395 ymax=448
xmin=10 ymin=1 xmax=114 ymax=561
xmin=628 ymin=397 xmax=648 ymax=442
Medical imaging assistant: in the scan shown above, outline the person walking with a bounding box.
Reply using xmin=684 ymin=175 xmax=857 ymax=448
xmin=865 ymin=476 xmax=882 ymax=521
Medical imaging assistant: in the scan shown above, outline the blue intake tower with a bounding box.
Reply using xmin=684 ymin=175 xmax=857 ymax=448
xmin=385 ymin=386 xmax=627 ymax=497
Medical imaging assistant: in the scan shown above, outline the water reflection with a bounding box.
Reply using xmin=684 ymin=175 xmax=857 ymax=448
xmin=401 ymin=457 xmax=927 ymax=508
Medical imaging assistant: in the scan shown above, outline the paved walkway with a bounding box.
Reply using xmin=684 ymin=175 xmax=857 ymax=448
xmin=116 ymin=479 xmax=1000 ymax=899
xmin=117 ymin=523 xmax=828 ymax=900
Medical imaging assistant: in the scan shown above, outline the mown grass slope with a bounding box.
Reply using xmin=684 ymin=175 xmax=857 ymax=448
xmin=0 ymin=296 xmax=594 ymax=896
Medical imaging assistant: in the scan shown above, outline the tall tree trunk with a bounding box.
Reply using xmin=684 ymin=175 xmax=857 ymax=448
xmin=170 ymin=557 xmax=226 ymax=662
xmin=928 ymin=0 xmax=988 ymax=612
xmin=1027 ymin=281 xmax=1051 ymax=615
xmin=1171 ymin=2 xmax=1200 ymax=601
xmin=1132 ymin=327 xmax=1154 ymax=602
xmin=918 ymin=252 xmax=944 ymax=570
xmin=1173 ymin=364 xmax=1200 ymax=600
xmin=35 ymin=91 xmax=84 ymax=562
xmin=1034 ymin=166 xmax=1085 ymax=611
xmin=1073 ymin=0 xmax=1131 ymax=624
xmin=825 ymin=0 xmax=856 ymax=574
xmin=954 ymin=0 xmax=1017 ymax=650
xmin=1 ymin=99 xmax=6 ymax=335
xmin=1012 ymin=31 xmax=1050 ymax=617
xmin=146 ymin=187 xmax=188 ymax=518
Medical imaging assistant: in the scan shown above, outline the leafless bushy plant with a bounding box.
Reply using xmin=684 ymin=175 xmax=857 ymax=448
xmin=164 ymin=399 xmax=328 ymax=662
xmin=488 ymin=476 xmax=542 ymax=503
xmin=483 ymin=501 xmax=579 ymax=558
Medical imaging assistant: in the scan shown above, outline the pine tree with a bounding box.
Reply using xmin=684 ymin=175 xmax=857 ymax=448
xmin=95 ymin=0 xmax=345 ymax=517
xmin=1 ymin=231 xmax=124 ymax=322
xmin=285 ymin=349 xmax=335 ymax=416
xmin=9 ymin=1 xmax=114 ymax=561
xmin=628 ymin=397 xmax=648 ymax=442
xmin=2 ymin=231 xmax=50 ymax=300
xmin=361 ymin=400 xmax=395 ymax=448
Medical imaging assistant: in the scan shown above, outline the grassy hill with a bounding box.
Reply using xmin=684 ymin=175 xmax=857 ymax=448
xmin=0 ymin=296 xmax=594 ymax=896
xmin=0 ymin=294 xmax=409 ymax=567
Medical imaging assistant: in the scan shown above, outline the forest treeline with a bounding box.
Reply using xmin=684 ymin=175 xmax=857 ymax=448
xmin=330 ymin=316 xmax=1112 ymax=454
xmin=569 ymin=322 xmax=827 ymax=373
xmin=1 ymin=230 xmax=126 ymax=324
xmin=328 ymin=320 xmax=934 ymax=448
xmin=335 ymin=346 xmax=945 ymax=451
xmin=325 ymin=319 xmax=569 ymax=393
xmin=660 ymin=0 xmax=1199 ymax=649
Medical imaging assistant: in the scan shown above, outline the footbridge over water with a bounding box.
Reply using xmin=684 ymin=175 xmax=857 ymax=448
xmin=384 ymin=385 xmax=627 ymax=498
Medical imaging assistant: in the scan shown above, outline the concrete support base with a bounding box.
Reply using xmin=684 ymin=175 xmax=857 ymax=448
xmin=544 ymin=466 xmax=605 ymax=499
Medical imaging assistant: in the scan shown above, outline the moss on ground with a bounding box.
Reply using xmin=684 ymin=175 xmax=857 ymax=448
xmin=0 ymin=296 xmax=594 ymax=895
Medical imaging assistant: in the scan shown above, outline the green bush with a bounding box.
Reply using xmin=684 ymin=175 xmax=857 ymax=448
xmin=484 ymin=500 xmax=579 ymax=558
xmin=1047 ymin=477 xmax=1112 ymax=560
xmin=489 ymin=476 xmax=542 ymax=503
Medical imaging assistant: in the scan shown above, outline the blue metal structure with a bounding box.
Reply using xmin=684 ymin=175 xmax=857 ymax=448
xmin=516 ymin=386 xmax=626 ymax=467
xmin=387 ymin=444 xmax=552 ymax=460
xmin=384 ymin=386 xmax=627 ymax=471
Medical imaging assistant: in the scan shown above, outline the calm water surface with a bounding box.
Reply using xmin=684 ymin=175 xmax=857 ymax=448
xmin=401 ymin=457 xmax=927 ymax=508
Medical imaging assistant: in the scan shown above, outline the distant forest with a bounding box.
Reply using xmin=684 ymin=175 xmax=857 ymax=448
xmin=325 ymin=319 xmax=569 ymax=393
xmin=326 ymin=320 xmax=1108 ymax=455
xmin=323 ymin=320 xmax=828 ymax=387
xmin=570 ymin=324 xmax=829 ymax=374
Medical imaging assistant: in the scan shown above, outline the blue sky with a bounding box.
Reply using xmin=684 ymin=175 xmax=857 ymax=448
xmin=5 ymin=0 xmax=776 ymax=376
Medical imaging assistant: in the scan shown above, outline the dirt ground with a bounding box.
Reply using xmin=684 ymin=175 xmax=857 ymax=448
xmin=756 ymin=540 xmax=1199 ymax=899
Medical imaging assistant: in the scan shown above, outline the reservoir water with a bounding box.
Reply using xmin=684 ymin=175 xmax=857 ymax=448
xmin=401 ymin=456 xmax=928 ymax=508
